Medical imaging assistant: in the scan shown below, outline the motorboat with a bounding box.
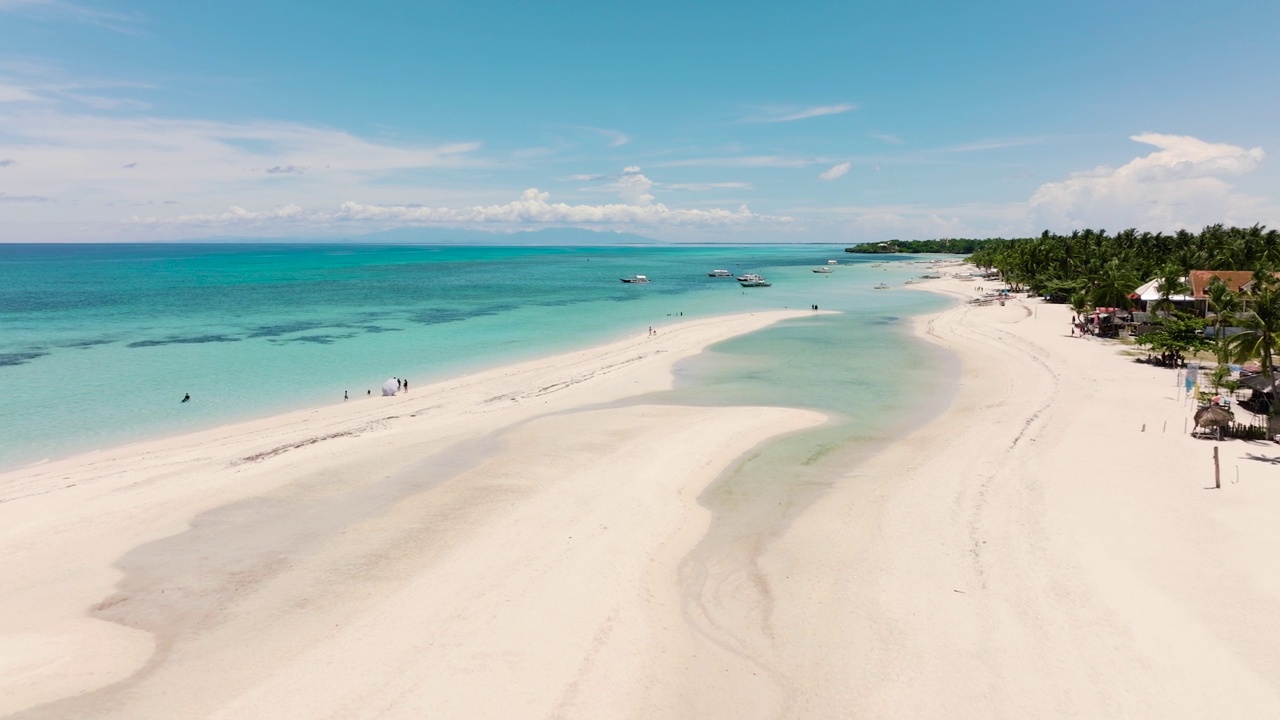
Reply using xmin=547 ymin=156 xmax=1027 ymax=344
xmin=736 ymin=273 xmax=764 ymax=282
xmin=873 ymin=283 xmax=890 ymax=290
xmin=827 ymin=259 xmax=839 ymax=264
xmin=620 ymin=275 xmax=650 ymax=284
xmin=812 ymin=267 xmax=833 ymax=274
xmin=739 ymin=275 xmax=771 ymax=287
xmin=707 ymin=269 xmax=733 ymax=277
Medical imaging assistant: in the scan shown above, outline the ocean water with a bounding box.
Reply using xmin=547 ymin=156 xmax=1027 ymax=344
xmin=0 ymin=244 xmax=952 ymax=470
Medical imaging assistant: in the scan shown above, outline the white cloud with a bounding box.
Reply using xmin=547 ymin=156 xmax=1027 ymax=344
xmin=0 ymin=83 xmax=45 ymax=102
xmin=941 ymin=137 xmax=1045 ymax=154
xmin=745 ymin=103 xmax=856 ymax=123
xmin=666 ymin=182 xmax=752 ymax=191
xmin=610 ymin=166 xmax=654 ymax=205
xmin=128 ymin=187 xmax=789 ymax=232
xmin=1029 ymin=133 xmax=1269 ymax=231
xmin=655 ymin=155 xmax=828 ymax=169
xmin=0 ymin=97 xmax=485 ymax=224
xmin=576 ymin=126 xmax=630 ymax=147
xmin=819 ymin=162 xmax=850 ymax=181
xmin=869 ymin=132 xmax=903 ymax=145
xmin=0 ymin=0 xmax=143 ymax=33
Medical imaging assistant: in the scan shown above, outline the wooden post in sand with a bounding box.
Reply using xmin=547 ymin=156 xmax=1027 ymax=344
xmin=1214 ymin=446 xmax=1221 ymax=489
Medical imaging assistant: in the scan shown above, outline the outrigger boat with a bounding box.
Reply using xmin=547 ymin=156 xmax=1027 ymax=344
xmin=620 ymin=275 xmax=650 ymax=284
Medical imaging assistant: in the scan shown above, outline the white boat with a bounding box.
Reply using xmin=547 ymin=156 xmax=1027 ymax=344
xmin=620 ymin=275 xmax=649 ymax=284
xmin=739 ymin=274 xmax=771 ymax=287
xmin=736 ymin=273 xmax=763 ymax=282
xmin=812 ymin=267 xmax=833 ymax=274
xmin=707 ymin=269 xmax=733 ymax=277
xmin=873 ymin=283 xmax=890 ymax=290
xmin=827 ymin=259 xmax=839 ymax=264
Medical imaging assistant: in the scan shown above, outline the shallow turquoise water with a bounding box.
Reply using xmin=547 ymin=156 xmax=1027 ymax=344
xmin=0 ymin=244 xmax=951 ymax=470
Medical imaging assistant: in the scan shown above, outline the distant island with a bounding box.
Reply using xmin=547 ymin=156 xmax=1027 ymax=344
xmin=845 ymin=239 xmax=995 ymax=254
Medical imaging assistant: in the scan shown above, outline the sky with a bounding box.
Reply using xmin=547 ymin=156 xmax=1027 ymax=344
xmin=1 ymin=0 xmax=1279 ymax=243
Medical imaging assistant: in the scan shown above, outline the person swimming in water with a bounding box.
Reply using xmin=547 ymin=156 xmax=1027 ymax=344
xmin=181 ymin=393 xmax=190 ymax=403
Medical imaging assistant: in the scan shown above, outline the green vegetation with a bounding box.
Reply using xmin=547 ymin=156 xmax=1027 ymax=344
xmin=965 ymin=224 xmax=1280 ymax=296
xmin=1135 ymin=314 xmax=1213 ymax=360
xmin=954 ymin=224 xmax=1280 ymax=389
xmin=844 ymin=238 xmax=998 ymax=254
xmin=1228 ymin=271 xmax=1280 ymax=378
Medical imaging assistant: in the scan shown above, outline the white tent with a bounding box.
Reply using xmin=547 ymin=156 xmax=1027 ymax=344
xmin=381 ymin=378 xmax=399 ymax=396
xmin=1134 ymin=277 xmax=1193 ymax=303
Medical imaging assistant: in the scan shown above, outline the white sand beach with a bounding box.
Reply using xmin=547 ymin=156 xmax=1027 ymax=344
xmin=4 ymin=283 xmax=1280 ymax=718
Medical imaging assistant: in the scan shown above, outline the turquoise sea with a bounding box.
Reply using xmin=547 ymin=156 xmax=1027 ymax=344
xmin=0 ymin=244 xmax=954 ymax=471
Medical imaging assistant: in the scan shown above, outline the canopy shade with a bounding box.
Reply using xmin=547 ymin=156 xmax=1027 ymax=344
xmin=1194 ymin=404 xmax=1234 ymax=428
xmin=382 ymin=378 xmax=399 ymax=396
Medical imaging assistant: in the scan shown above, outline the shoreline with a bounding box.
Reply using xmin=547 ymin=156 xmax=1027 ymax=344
xmin=0 ymin=309 xmax=831 ymax=716
xmin=748 ymin=273 xmax=1280 ymax=716
xmin=5 ymin=270 xmax=1277 ymax=717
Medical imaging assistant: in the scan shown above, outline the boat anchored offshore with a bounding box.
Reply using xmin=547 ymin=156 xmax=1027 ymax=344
xmin=707 ymin=269 xmax=733 ymax=277
xmin=812 ymin=266 xmax=833 ymax=273
xmin=827 ymin=259 xmax=839 ymax=264
xmin=873 ymin=283 xmax=890 ymax=290
xmin=739 ymin=274 xmax=771 ymax=287
xmin=620 ymin=275 xmax=650 ymax=284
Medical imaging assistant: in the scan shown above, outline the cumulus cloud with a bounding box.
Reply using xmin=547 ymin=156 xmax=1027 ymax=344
xmin=129 ymin=187 xmax=790 ymax=230
xmin=1029 ymin=133 xmax=1268 ymax=231
xmin=610 ymin=166 xmax=654 ymax=205
xmin=819 ymin=162 xmax=850 ymax=181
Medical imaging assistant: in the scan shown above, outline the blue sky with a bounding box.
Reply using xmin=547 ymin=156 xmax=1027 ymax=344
xmin=1 ymin=0 xmax=1278 ymax=242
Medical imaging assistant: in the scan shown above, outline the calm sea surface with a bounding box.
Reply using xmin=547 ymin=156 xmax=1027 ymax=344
xmin=0 ymin=244 xmax=954 ymax=470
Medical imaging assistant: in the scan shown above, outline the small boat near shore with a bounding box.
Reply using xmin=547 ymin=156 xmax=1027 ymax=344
xmin=738 ymin=273 xmax=771 ymax=287
xmin=620 ymin=275 xmax=650 ymax=284
xmin=827 ymin=259 xmax=839 ymax=264
xmin=873 ymin=283 xmax=890 ymax=290
xmin=812 ymin=267 xmax=833 ymax=274
xmin=707 ymin=269 xmax=733 ymax=277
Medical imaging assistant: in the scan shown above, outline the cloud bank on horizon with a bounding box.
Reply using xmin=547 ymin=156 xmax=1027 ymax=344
xmin=1 ymin=0 xmax=1278 ymax=242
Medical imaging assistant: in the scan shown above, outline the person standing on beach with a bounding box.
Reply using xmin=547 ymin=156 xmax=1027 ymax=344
xmin=344 ymin=391 xmax=348 ymax=401
xmin=403 ymin=379 xmax=409 ymax=392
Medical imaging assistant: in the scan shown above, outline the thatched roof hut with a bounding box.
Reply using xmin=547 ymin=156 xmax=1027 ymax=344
xmin=1194 ymin=404 xmax=1234 ymax=429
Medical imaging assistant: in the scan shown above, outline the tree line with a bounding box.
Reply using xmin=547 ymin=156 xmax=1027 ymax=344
xmin=960 ymin=224 xmax=1280 ymax=383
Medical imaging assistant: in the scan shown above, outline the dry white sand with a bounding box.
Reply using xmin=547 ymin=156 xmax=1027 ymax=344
xmin=4 ymin=278 xmax=1280 ymax=719
xmin=757 ymin=275 xmax=1280 ymax=717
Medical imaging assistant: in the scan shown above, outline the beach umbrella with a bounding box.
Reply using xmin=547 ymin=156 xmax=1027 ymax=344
xmin=1194 ymin=405 xmax=1233 ymax=438
xmin=381 ymin=378 xmax=399 ymax=396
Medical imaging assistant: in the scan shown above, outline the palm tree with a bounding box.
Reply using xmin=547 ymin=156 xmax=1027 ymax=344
xmin=1150 ymin=267 xmax=1190 ymax=317
xmin=1089 ymin=259 xmax=1139 ymax=310
xmin=1207 ymin=277 xmax=1241 ymax=365
xmin=1230 ymin=271 xmax=1280 ymax=379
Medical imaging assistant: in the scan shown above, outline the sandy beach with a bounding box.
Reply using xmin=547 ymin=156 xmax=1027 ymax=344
xmin=4 ymin=280 xmax=1280 ymax=718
